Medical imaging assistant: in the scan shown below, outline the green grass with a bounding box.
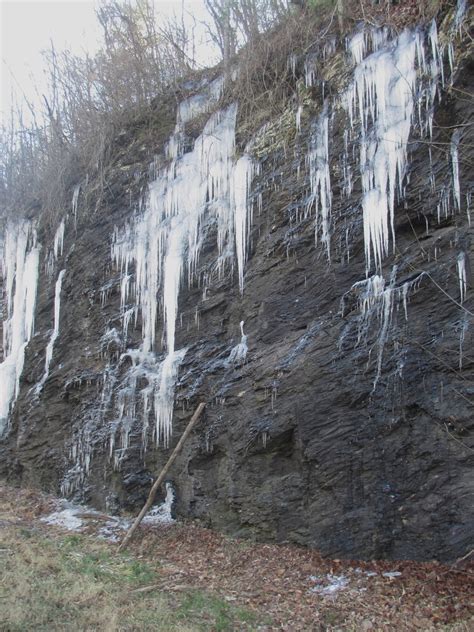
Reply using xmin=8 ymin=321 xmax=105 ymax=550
xmin=176 ymin=590 xmax=260 ymax=632
xmin=0 ymin=525 xmax=262 ymax=632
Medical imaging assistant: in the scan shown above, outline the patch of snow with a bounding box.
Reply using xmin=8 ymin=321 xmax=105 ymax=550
xmin=41 ymin=501 xmax=85 ymax=531
xmin=309 ymin=573 xmax=350 ymax=596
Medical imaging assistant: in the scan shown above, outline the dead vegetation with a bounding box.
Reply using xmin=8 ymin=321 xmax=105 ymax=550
xmin=1 ymin=483 xmax=473 ymax=631
xmin=1 ymin=0 xmax=461 ymax=237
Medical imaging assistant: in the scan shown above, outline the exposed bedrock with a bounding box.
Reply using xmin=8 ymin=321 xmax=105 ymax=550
xmin=1 ymin=10 xmax=473 ymax=561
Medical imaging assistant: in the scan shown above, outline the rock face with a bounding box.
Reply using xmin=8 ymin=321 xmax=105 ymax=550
xmin=1 ymin=11 xmax=473 ymax=561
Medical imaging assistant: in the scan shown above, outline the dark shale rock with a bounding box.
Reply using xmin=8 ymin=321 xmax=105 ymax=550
xmin=1 ymin=21 xmax=473 ymax=563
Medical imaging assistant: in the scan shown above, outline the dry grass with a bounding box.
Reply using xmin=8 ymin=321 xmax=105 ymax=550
xmin=1 ymin=529 xmax=173 ymax=631
xmin=0 ymin=488 xmax=261 ymax=632
xmin=1 ymin=483 xmax=473 ymax=631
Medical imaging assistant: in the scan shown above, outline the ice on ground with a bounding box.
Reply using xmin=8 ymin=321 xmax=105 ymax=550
xmin=142 ymin=482 xmax=175 ymax=525
xmin=309 ymin=573 xmax=350 ymax=596
xmin=41 ymin=500 xmax=85 ymax=531
xmin=41 ymin=487 xmax=176 ymax=540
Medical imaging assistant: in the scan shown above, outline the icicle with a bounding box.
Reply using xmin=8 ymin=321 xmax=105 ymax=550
xmin=296 ymin=105 xmax=303 ymax=133
xmin=306 ymin=104 xmax=332 ymax=258
xmin=232 ymin=154 xmax=258 ymax=293
xmin=373 ymin=281 xmax=395 ymax=390
xmin=454 ymin=0 xmax=467 ymax=32
xmin=143 ymin=481 xmax=175 ymax=524
xmin=113 ymin=103 xmax=237 ymax=353
xmin=459 ymin=313 xmax=469 ymax=370
xmin=347 ymin=29 xmax=366 ymax=65
xmin=53 ymin=220 xmax=65 ymax=259
xmin=228 ymin=321 xmax=248 ymax=366
xmin=288 ymin=53 xmax=297 ymax=77
xmin=122 ymin=307 xmax=136 ymax=340
xmin=36 ymin=269 xmax=66 ymax=393
xmin=0 ymin=222 xmax=40 ymax=432
xmin=451 ymin=129 xmax=461 ymax=212
xmin=457 ymin=252 xmax=467 ymax=304
xmin=345 ymin=267 xmax=428 ymax=387
xmin=108 ymin=92 xmax=259 ymax=455
xmin=344 ymin=30 xmax=422 ymax=272
xmin=304 ymin=54 xmax=318 ymax=87
xmin=467 ymin=189 xmax=472 ymax=227
xmin=178 ymin=76 xmax=223 ymax=125
xmin=72 ymin=184 xmax=81 ymax=227
xmin=154 ymin=348 xmax=187 ymax=447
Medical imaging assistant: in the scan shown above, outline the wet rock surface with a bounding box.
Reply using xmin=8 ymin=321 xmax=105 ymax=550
xmin=1 ymin=21 xmax=473 ymax=562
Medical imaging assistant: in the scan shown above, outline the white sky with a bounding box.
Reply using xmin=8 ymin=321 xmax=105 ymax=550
xmin=0 ymin=0 xmax=211 ymax=124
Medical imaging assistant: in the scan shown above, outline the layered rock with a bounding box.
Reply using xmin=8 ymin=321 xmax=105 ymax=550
xmin=1 ymin=6 xmax=473 ymax=561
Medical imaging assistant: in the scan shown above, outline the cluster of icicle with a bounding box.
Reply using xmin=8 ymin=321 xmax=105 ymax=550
xmin=0 ymin=222 xmax=40 ymax=433
xmin=104 ymin=79 xmax=258 ymax=466
xmin=102 ymin=6 xmax=469 ymax=469
xmin=345 ymin=267 xmax=427 ymax=389
xmin=299 ymin=6 xmax=468 ymax=271
xmin=36 ymin=188 xmax=79 ymax=394
xmin=2 ymin=6 xmax=467 ymax=491
xmin=0 ymin=181 xmax=79 ymax=434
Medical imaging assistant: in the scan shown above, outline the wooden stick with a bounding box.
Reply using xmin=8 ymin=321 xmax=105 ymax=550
xmin=118 ymin=402 xmax=206 ymax=552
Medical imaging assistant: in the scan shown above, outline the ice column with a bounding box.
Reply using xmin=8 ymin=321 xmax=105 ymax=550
xmin=0 ymin=222 xmax=40 ymax=432
xmin=228 ymin=321 xmax=248 ymax=366
xmin=344 ymin=30 xmax=422 ymax=272
xmin=232 ymin=154 xmax=258 ymax=293
xmin=112 ymin=102 xmax=245 ymax=447
xmin=457 ymin=252 xmax=467 ymax=304
xmin=36 ymin=269 xmax=66 ymax=392
xmin=306 ymin=105 xmax=332 ymax=258
xmin=451 ymin=129 xmax=461 ymax=212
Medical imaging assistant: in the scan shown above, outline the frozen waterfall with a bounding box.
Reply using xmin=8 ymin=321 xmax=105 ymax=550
xmin=0 ymin=222 xmax=40 ymax=433
xmin=110 ymin=93 xmax=257 ymax=453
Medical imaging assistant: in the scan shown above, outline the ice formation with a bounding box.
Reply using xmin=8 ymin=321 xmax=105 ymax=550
xmin=72 ymin=183 xmax=81 ymax=226
xmin=344 ymin=30 xmax=422 ymax=271
xmin=142 ymin=481 xmax=175 ymax=524
xmin=296 ymin=105 xmax=303 ymax=133
xmin=177 ymin=76 xmax=224 ymax=125
xmin=451 ymin=129 xmax=461 ymax=212
xmin=454 ymin=0 xmax=467 ymax=31
xmin=344 ymin=268 xmax=427 ymax=387
xmin=346 ymin=26 xmax=391 ymax=66
xmin=232 ymin=154 xmax=258 ymax=293
xmin=36 ymin=269 xmax=66 ymax=393
xmin=228 ymin=321 xmax=248 ymax=366
xmin=306 ymin=105 xmax=332 ymax=258
xmin=309 ymin=574 xmax=350 ymax=596
xmin=108 ymin=86 xmax=259 ymax=457
xmin=352 ymin=270 xmax=396 ymax=387
xmin=458 ymin=312 xmax=469 ymax=370
xmin=457 ymin=252 xmax=467 ymax=304
xmin=41 ymin=502 xmax=84 ymax=531
xmin=53 ymin=220 xmax=65 ymax=259
xmin=6 ymin=16 xmax=468 ymax=502
xmin=342 ymin=20 xmax=461 ymax=272
xmin=0 ymin=221 xmax=40 ymax=433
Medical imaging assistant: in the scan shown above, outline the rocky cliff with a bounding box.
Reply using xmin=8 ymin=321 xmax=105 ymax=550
xmin=1 ymin=3 xmax=473 ymax=561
